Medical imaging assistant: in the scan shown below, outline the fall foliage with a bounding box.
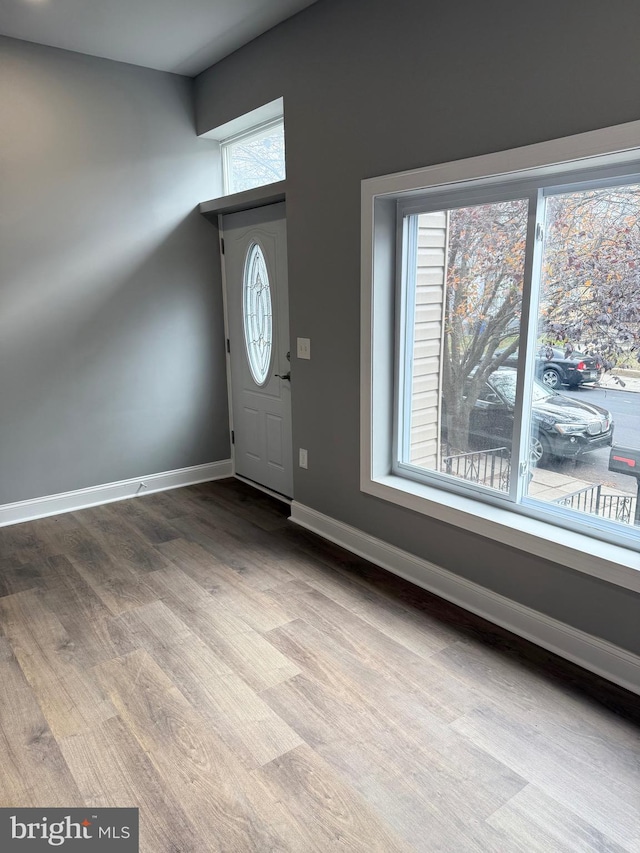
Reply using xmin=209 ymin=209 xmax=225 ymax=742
xmin=541 ymin=185 xmax=640 ymax=365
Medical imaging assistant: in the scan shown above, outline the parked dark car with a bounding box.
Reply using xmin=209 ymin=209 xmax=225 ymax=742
xmin=466 ymin=369 xmax=614 ymax=465
xmin=498 ymin=346 xmax=603 ymax=389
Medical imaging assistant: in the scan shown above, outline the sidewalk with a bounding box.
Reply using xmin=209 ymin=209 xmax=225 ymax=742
xmin=529 ymin=465 xmax=636 ymax=510
xmin=598 ymin=370 xmax=640 ymax=392
xmin=528 ymin=467 xmax=597 ymax=502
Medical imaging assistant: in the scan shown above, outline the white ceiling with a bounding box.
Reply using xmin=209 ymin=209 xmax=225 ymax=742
xmin=0 ymin=0 xmax=318 ymax=77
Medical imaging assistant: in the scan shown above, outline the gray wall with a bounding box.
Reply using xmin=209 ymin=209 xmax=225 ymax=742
xmin=0 ymin=37 xmax=229 ymax=505
xmin=196 ymin=0 xmax=640 ymax=655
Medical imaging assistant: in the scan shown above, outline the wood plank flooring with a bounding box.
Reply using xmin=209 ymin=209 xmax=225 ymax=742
xmin=0 ymin=478 xmax=638 ymax=852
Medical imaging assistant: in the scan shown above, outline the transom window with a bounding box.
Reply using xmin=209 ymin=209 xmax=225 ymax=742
xmin=199 ymin=98 xmax=286 ymax=199
xmin=222 ymin=119 xmax=286 ymax=195
xmin=362 ymin=126 xmax=640 ymax=577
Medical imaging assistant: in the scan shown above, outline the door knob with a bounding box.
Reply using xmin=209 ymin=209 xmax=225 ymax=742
xmin=275 ymin=371 xmax=291 ymax=381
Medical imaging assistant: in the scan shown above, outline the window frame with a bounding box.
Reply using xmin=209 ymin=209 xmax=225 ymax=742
xmin=361 ymin=121 xmax=640 ymax=593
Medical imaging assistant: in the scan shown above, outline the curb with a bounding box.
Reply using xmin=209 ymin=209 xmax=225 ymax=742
xmin=596 ymin=375 xmax=640 ymax=393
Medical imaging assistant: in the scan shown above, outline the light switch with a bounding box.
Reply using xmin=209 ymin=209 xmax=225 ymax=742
xmin=299 ymin=448 xmax=308 ymax=469
xmin=297 ymin=337 xmax=311 ymax=359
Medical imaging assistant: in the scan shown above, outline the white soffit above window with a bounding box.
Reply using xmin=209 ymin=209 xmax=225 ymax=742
xmin=200 ymin=99 xmax=284 ymax=142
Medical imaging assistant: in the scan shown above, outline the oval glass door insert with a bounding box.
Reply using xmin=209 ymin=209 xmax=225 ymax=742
xmin=242 ymin=242 xmax=273 ymax=385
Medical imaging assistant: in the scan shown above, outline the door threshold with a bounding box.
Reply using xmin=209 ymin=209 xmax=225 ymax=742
xmin=233 ymin=474 xmax=292 ymax=505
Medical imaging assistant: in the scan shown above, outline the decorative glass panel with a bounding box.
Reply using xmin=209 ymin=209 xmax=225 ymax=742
xmin=243 ymin=242 xmax=273 ymax=386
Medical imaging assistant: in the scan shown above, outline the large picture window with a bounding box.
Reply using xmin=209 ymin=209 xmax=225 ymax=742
xmin=362 ymin=124 xmax=640 ymax=585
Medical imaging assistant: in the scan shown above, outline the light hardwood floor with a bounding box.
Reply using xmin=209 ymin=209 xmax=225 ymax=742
xmin=0 ymin=479 xmax=638 ymax=852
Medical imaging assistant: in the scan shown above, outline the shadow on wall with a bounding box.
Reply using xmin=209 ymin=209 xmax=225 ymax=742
xmin=0 ymin=209 xmax=229 ymax=506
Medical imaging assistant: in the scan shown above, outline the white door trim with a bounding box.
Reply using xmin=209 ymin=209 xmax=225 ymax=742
xmin=218 ymin=212 xmax=237 ymax=477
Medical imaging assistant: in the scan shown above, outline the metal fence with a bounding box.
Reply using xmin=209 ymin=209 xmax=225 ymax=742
xmin=441 ymin=447 xmax=510 ymax=491
xmin=441 ymin=449 xmax=638 ymax=524
xmin=553 ymin=483 xmax=636 ymax=524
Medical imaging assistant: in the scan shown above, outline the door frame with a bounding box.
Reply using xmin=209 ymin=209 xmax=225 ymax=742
xmin=217 ymin=201 xmax=293 ymax=504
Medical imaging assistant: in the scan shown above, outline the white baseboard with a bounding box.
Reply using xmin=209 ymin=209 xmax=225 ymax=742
xmin=0 ymin=460 xmax=233 ymax=528
xmin=290 ymin=501 xmax=640 ymax=696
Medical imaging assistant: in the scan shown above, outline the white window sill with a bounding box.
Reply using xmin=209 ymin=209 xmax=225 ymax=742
xmin=363 ymin=474 xmax=640 ymax=593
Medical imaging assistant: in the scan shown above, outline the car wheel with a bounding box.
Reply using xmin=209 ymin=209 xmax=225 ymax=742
xmin=529 ymin=435 xmax=552 ymax=468
xmin=542 ymin=368 xmax=561 ymax=390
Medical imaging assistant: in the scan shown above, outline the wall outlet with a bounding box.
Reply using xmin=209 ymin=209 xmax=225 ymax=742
xmin=299 ymin=448 xmax=308 ymax=469
xmin=297 ymin=337 xmax=311 ymax=359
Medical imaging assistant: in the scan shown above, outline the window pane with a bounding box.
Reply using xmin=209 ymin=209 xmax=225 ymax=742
xmin=224 ymin=122 xmax=285 ymax=194
xmin=243 ymin=242 xmax=273 ymax=386
xmin=525 ymin=184 xmax=640 ymax=529
xmin=401 ymin=199 xmax=529 ymax=494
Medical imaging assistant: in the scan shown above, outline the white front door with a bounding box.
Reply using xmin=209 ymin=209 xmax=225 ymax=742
xmin=222 ymin=202 xmax=293 ymax=498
